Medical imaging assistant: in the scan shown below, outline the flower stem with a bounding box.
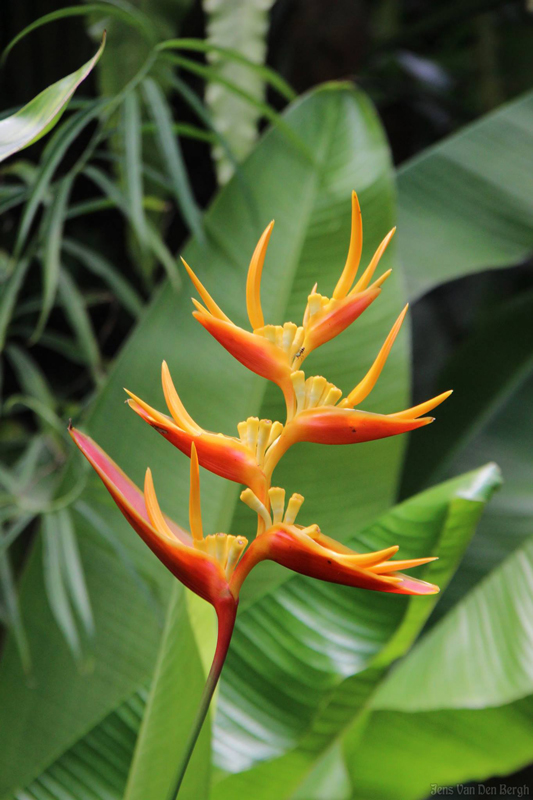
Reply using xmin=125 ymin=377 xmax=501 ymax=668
xmin=167 ymin=599 xmax=237 ymax=800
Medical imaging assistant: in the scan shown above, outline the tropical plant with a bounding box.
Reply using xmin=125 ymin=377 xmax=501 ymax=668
xmin=0 ymin=2 xmax=532 ymax=799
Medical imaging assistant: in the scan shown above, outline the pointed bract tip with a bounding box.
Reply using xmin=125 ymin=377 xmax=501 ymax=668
xmin=371 ymin=269 xmax=392 ymax=289
xmin=68 ymin=418 xmax=72 ymax=431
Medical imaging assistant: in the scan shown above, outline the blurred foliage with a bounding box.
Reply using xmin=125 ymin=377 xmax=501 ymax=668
xmin=0 ymin=1 xmax=532 ymax=799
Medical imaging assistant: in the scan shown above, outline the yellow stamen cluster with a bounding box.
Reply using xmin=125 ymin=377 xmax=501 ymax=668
xmin=194 ymin=533 xmax=248 ymax=578
xmin=290 ymin=371 xmax=343 ymax=415
xmin=254 ymin=322 xmax=306 ymax=367
xmin=240 ymin=486 xmax=312 ymax=531
xmin=237 ymin=417 xmax=283 ymax=466
xmin=302 ymin=290 xmax=329 ymax=327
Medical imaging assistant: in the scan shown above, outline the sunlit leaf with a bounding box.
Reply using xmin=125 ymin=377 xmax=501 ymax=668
xmin=0 ymin=36 xmax=105 ymax=163
xmin=41 ymin=513 xmax=83 ymax=662
xmin=13 ymin=99 xmax=105 ymax=258
xmin=375 ymin=533 xmax=533 ymax=712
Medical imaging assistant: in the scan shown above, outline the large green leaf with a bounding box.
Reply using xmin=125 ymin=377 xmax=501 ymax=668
xmin=9 ymin=688 xmax=146 ymax=800
xmin=0 ymin=82 xmax=409 ymax=798
xmin=403 ymin=290 xmax=533 ymax=495
xmin=397 ymin=89 xmax=533 ymax=300
xmin=345 ymin=697 xmax=533 ymax=800
xmin=0 ymin=36 xmax=105 ymax=163
xmin=343 ymin=535 xmax=533 ymax=798
xmin=211 ymin=465 xmax=500 ymax=799
xmin=375 ymin=533 xmax=533 ymax=712
xmin=123 ymin=587 xmax=214 ymax=800
xmin=427 ymin=373 xmax=533 ymax=623
xmin=403 ymin=289 xmax=533 ymax=622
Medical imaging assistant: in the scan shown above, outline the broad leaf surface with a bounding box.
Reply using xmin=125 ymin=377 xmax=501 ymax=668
xmin=9 ymin=688 xmax=145 ymax=800
xmin=397 ymin=89 xmax=533 ymax=300
xmin=0 ymin=37 xmax=105 ymax=163
xmin=123 ymin=587 xmax=213 ymax=800
xmin=345 ymin=697 xmax=533 ymax=800
xmin=403 ymin=293 xmax=533 ymax=621
xmin=375 ymin=533 xmax=533 ymax=712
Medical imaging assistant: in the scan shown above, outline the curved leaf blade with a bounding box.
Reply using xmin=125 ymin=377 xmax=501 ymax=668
xmin=375 ymin=535 xmax=533 ymax=712
xmin=0 ymin=35 xmax=105 ymax=163
xmin=399 ymin=90 xmax=533 ymax=300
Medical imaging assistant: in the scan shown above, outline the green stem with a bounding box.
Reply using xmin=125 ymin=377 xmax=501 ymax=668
xmin=167 ymin=599 xmax=237 ymax=800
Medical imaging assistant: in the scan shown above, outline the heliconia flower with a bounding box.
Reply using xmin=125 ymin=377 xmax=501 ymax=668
xmin=182 ymin=192 xmax=393 ymax=415
xmin=125 ymin=361 xmax=271 ymax=501
xmin=261 ymin=305 xmax=452 ymax=471
xmin=300 ymin=191 xmax=395 ymax=358
xmin=232 ymin=487 xmax=439 ymax=597
xmin=69 ymin=421 xmax=439 ymax=604
xmin=69 ymin=423 xmax=439 ymax=612
xmin=69 ymin=428 xmax=247 ymax=615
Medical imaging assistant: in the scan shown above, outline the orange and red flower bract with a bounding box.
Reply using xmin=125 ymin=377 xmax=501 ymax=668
xmin=69 ymin=428 xmax=439 ymax=602
xmin=70 ymin=192 xmax=449 ymax=796
xmin=125 ymin=361 xmax=269 ymax=501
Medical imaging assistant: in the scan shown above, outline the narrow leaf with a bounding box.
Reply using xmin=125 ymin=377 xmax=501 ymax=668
xmin=158 ymin=37 xmax=296 ymax=100
xmin=56 ymin=508 xmax=95 ymax=639
xmin=0 ymin=255 xmax=31 ymax=351
xmin=122 ymin=90 xmax=147 ymax=247
xmin=0 ymin=35 xmax=105 ymax=163
xmin=162 ymin=52 xmax=312 ymax=163
xmin=142 ymin=77 xmax=205 ymax=244
xmin=42 ymin=513 xmax=82 ymax=661
xmin=34 ymin=173 xmax=75 ymax=341
xmin=0 ymin=534 xmax=31 ymax=673
xmin=2 ymin=5 xmax=153 ymax=63
xmin=84 ymin=163 xmax=181 ymax=289
xmin=6 ymin=344 xmax=56 ymax=410
xmin=63 ymin=238 xmax=144 ymax=317
xmin=58 ymin=267 xmax=102 ymax=381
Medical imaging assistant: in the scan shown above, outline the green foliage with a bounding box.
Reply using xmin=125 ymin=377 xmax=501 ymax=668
xmin=0 ymin=5 xmax=532 ymax=799
xmin=0 ymin=36 xmax=105 ymax=163
xmin=397 ymin=91 xmax=533 ymax=300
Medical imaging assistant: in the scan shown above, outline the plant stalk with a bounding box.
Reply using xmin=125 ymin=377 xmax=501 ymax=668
xmin=168 ymin=598 xmax=237 ymax=800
